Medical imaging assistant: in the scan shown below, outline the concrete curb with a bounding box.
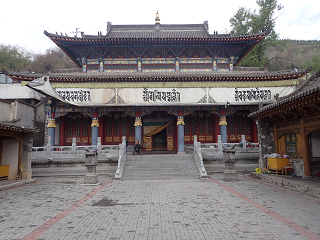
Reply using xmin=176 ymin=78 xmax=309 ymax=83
xmin=251 ymin=172 xmax=320 ymax=199
xmin=0 ymin=179 xmax=37 ymax=191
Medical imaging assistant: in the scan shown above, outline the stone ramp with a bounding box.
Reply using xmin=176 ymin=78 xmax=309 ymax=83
xmin=122 ymin=154 xmax=199 ymax=181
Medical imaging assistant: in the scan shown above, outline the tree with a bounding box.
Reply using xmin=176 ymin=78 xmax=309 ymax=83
xmin=0 ymin=44 xmax=77 ymax=74
xmin=31 ymin=47 xmax=77 ymax=73
xmin=229 ymin=7 xmax=252 ymax=36
xmin=0 ymin=44 xmax=32 ymax=71
xmin=301 ymin=54 xmax=320 ymax=73
xmin=230 ymin=0 xmax=283 ymax=67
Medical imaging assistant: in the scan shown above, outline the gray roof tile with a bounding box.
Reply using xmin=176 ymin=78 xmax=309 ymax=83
xmin=8 ymin=68 xmax=308 ymax=82
xmin=103 ymin=24 xmax=213 ymax=39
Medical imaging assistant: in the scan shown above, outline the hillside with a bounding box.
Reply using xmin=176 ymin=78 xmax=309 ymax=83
xmin=265 ymin=40 xmax=320 ymax=74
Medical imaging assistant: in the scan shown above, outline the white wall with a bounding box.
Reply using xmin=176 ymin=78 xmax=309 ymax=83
xmin=0 ymin=102 xmax=11 ymax=121
xmin=311 ymin=129 xmax=320 ymax=157
xmin=0 ymin=84 xmax=43 ymax=100
xmin=0 ymin=100 xmax=35 ymax=127
xmin=16 ymin=101 xmax=35 ymax=127
xmin=2 ymin=139 xmax=19 ymax=180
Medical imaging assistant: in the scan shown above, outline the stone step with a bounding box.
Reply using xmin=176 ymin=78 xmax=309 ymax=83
xmin=122 ymin=176 xmax=199 ymax=181
xmin=125 ymin=163 xmax=196 ymax=167
xmin=122 ymin=154 xmax=199 ymax=181
xmin=126 ymin=158 xmax=195 ymax=162
xmin=125 ymin=164 xmax=196 ymax=169
xmin=124 ymin=170 xmax=198 ymax=175
xmin=124 ymin=167 xmax=197 ymax=170
xmin=123 ymin=172 xmax=198 ymax=176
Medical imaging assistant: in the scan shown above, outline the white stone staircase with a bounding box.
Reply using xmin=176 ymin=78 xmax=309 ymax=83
xmin=121 ymin=154 xmax=199 ymax=181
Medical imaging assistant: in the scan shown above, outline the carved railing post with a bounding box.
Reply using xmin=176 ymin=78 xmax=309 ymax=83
xmin=47 ymin=136 xmax=52 ymax=156
xmin=193 ymin=135 xmax=208 ymax=179
xmin=97 ymin=137 xmax=102 ymax=154
xmin=218 ymin=135 xmax=222 ymax=152
xmin=114 ymin=137 xmax=127 ymax=180
xmin=241 ymin=135 xmax=246 ymax=152
xmin=71 ymin=137 xmax=76 ymax=156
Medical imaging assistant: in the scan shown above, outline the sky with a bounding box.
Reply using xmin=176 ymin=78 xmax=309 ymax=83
xmin=1 ymin=0 xmax=319 ymax=53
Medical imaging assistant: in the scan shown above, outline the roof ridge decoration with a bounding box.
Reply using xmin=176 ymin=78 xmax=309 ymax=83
xmin=155 ymin=10 xmax=160 ymax=24
xmin=43 ymin=28 xmax=268 ymax=41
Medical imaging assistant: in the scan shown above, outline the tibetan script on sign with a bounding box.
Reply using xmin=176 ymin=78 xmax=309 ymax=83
xmin=235 ymin=88 xmax=271 ymax=102
xmin=142 ymin=88 xmax=181 ymax=103
xmin=56 ymin=90 xmax=91 ymax=103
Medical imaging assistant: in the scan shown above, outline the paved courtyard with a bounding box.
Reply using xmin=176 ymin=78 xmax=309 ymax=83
xmin=1 ymin=174 xmax=320 ymax=240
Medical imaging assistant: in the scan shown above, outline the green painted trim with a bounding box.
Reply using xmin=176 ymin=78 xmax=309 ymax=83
xmin=51 ymin=80 xmax=299 ymax=89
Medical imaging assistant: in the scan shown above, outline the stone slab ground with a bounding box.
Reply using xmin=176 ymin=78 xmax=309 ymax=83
xmin=0 ymin=174 xmax=320 ymax=240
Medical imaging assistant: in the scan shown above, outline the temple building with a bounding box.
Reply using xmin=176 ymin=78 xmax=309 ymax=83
xmin=8 ymin=12 xmax=310 ymax=153
xmin=249 ymin=69 xmax=320 ymax=177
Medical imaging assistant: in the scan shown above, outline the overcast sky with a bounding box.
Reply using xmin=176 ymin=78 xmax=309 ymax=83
xmin=1 ymin=0 xmax=319 ymax=53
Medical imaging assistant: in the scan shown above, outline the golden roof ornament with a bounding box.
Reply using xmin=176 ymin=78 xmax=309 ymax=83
xmin=155 ymin=10 xmax=160 ymax=24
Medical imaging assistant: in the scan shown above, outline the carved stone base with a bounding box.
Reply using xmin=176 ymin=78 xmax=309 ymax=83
xmin=84 ymin=174 xmax=98 ymax=184
xmin=85 ymin=164 xmax=97 ymax=173
xmin=224 ymin=170 xmax=238 ymax=182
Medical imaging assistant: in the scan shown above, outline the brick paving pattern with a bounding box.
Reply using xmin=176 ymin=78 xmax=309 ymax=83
xmin=0 ymin=174 xmax=320 ymax=240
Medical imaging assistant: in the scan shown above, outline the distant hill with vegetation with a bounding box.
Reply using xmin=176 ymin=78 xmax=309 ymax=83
xmin=265 ymin=40 xmax=320 ymax=74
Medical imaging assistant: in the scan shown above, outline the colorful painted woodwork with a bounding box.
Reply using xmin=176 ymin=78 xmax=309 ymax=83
xmin=7 ymin=16 xmax=311 ymax=152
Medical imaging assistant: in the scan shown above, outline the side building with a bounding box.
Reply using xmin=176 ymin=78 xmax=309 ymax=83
xmin=0 ymin=73 xmax=45 ymax=180
xmin=7 ymin=16 xmax=310 ymax=155
xmin=249 ymin=69 xmax=320 ymax=177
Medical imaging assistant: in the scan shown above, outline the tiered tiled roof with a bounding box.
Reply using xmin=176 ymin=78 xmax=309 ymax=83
xmin=249 ymin=67 xmax=319 ymax=119
xmin=44 ymin=26 xmax=266 ymax=44
xmin=103 ymin=23 xmax=227 ymax=39
xmin=44 ymin=22 xmax=269 ymax=67
xmin=8 ymin=68 xmax=310 ymax=84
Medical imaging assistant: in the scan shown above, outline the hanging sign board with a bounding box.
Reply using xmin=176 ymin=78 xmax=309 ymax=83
xmin=53 ymin=86 xmax=295 ymax=106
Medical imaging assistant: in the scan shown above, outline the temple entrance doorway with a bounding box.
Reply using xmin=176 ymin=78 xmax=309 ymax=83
xmin=142 ymin=111 xmax=176 ymax=152
xmin=153 ymin=128 xmax=167 ymax=151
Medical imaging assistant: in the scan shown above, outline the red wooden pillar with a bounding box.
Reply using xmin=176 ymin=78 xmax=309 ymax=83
xmin=252 ymin=120 xmax=258 ymax=143
xmin=214 ymin=114 xmax=220 ymax=142
xmin=59 ymin=115 xmax=65 ymax=146
xmin=98 ymin=116 xmax=103 ymax=139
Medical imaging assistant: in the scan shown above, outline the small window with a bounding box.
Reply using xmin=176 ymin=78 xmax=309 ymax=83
xmin=285 ymin=135 xmax=290 ymax=142
xmin=285 ymin=134 xmax=297 ymax=157
xmin=286 ymin=145 xmax=296 ymax=153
